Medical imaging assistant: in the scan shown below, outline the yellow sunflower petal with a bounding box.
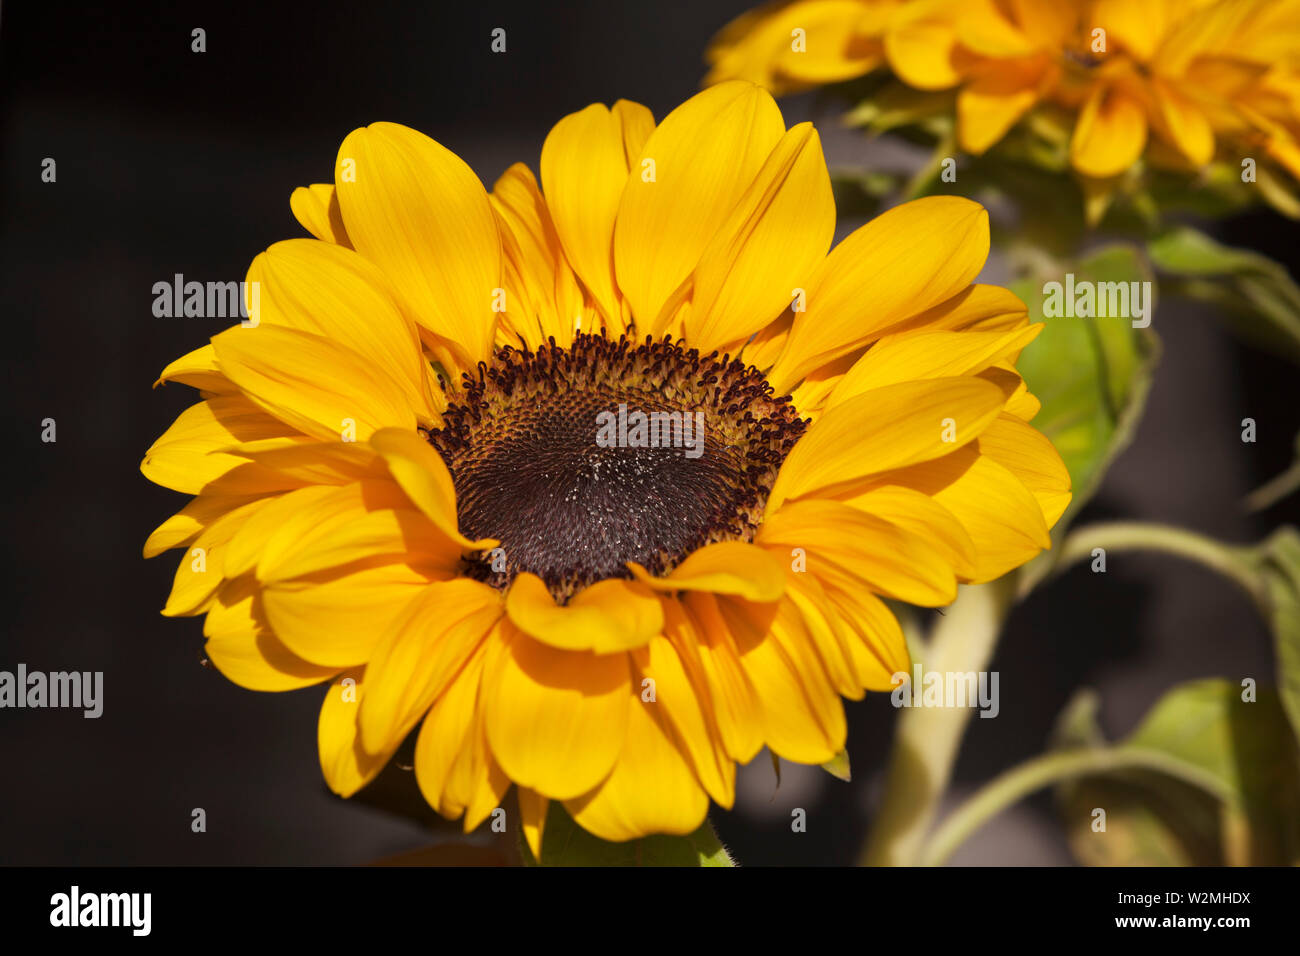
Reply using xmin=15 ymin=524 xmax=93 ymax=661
xmin=159 ymin=497 xmax=273 ymax=617
xmin=564 ymin=689 xmax=709 ymax=841
xmin=414 ymin=642 xmax=488 ymax=818
xmin=491 ymin=162 xmax=589 ymax=347
xmin=682 ymin=593 xmax=764 ymax=764
xmin=824 ymin=325 xmax=1042 ymax=408
xmin=289 ymin=183 xmax=352 ymax=247
xmin=504 ymin=573 xmax=663 ymax=653
xmin=976 ymin=413 xmax=1072 ymax=527
xmin=141 ymin=396 xmax=306 ymax=495
xmin=886 ymin=1 xmax=963 ymax=90
xmin=211 ymin=324 xmax=421 ymax=443
xmin=1152 ymin=77 xmax=1215 ymax=167
xmin=263 ymin=562 xmax=443 ymax=668
xmin=203 ymin=578 xmax=339 ymax=691
xmin=613 ymin=81 xmax=785 ymax=329
xmin=319 ymin=668 xmax=391 ymax=797
xmin=369 ymin=427 xmax=492 ymax=548
xmin=757 ymin=498 xmax=959 ymax=606
xmin=769 ymin=196 xmax=990 ymax=391
xmin=541 ymin=100 xmax=653 ymax=324
xmin=768 ymin=376 xmax=1007 ymax=512
xmin=958 ymin=58 xmax=1048 ymax=154
xmin=877 ymin=445 xmax=1051 ymax=581
xmin=637 ymin=626 xmax=734 ymax=807
xmin=359 ymin=578 xmax=502 ymax=755
xmin=223 ymin=438 xmax=388 ymax=486
xmin=483 ymin=625 xmax=630 ymax=800
xmin=154 ymin=343 xmax=232 ymax=393
xmin=883 ymin=283 xmax=1029 ymax=336
xmin=1071 ymin=85 xmax=1148 ymax=178
xmin=143 ymin=493 xmax=261 ymax=558
xmin=627 ymin=540 xmax=786 ymax=602
xmin=833 ymin=483 xmax=978 ymax=580
xmin=517 ymin=787 xmax=549 ymax=861
xmin=335 ymin=122 xmax=501 ymax=370
xmin=245 ymin=240 xmax=436 ymax=420
xmin=686 ymin=122 xmax=834 ymax=354
xmin=718 ymin=592 xmax=847 ymax=763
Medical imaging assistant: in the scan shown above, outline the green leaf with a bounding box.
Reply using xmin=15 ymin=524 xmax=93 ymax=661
xmin=521 ymin=802 xmax=735 ymax=867
xmin=1050 ymin=687 xmax=1223 ymax=865
xmin=1053 ymin=679 xmax=1300 ymax=866
xmin=1243 ymin=528 xmax=1300 ymax=745
xmin=1010 ymin=244 xmax=1159 ymax=529
xmin=1147 ymin=225 xmax=1300 ymax=364
xmin=842 ymin=83 xmax=954 ymax=135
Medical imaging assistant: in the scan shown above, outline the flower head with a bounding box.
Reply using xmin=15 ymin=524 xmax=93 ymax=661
xmin=143 ymin=81 xmax=1069 ymax=851
xmin=708 ymin=0 xmax=1300 ymax=181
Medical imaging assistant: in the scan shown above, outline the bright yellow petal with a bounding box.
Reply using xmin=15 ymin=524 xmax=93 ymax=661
xmin=718 ymin=592 xmax=847 ymax=763
xmin=358 ymin=578 xmax=502 ymax=755
xmin=141 ymin=396 xmax=306 ymax=495
xmin=263 ymin=562 xmax=444 ymax=668
xmin=289 ymin=183 xmax=352 ymax=247
xmin=211 ymin=324 xmax=421 ymax=443
xmin=1152 ymin=77 xmax=1215 ymax=167
xmin=686 ymin=122 xmax=834 ymax=354
xmin=414 ymin=642 xmax=488 ymax=819
xmin=483 ymin=625 xmax=630 ymax=799
xmin=319 ymin=668 xmax=391 ymax=797
xmin=541 ymin=100 xmax=653 ymax=324
xmin=564 ymin=688 xmax=709 ymax=841
xmin=518 ymin=787 xmax=549 ymax=861
xmin=757 ymin=498 xmax=959 ymax=606
xmin=203 ymin=577 xmax=339 ymax=691
xmin=491 ymin=162 xmax=590 ymax=347
xmin=160 ymin=497 xmax=273 ymax=616
xmin=637 ymin=621 xmax=734 ymax=807
xmin=143 ymin=493 xmax=262 ymax=558
xmin=958 ymin=58 xmax=1048 ymax=153
xmin=335 ymin=122 xmax=502 ymax=370
xmin=369 ymin=427 xmax=491 ymax=548
xmin=613 ymin=81 xmax=785 ymax=329
xmin=627 ymin=540 xmax=786 ymax=602
xmin=154 ymin=343 xmax=232 ymax=393
xmin=824 ymin=325 xmax=1042 ymax=409
xmin=833 ymin=483 xmax=978 ymax=579
xmin=976 ymin=413 xmax=1072 ymax=528
xmin=768 ymin=376 xmax=1008 ymax=512
xmin=770 ymin=196 xmax=990 ymax=392
xmin=505 ymin=573 xmax=662 ymax=653
xmin=876 ymin=444 xmax=1051 ymax=581
xmin=886 ymin=1 xmax=963 ymax=90
xmin=245 ymin=240 xmax=437 ymax=421
xmin=682 ymin=593 xmax=764 ymax=764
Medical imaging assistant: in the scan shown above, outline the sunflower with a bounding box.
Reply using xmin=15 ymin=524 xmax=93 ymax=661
xmin=707 ymin=0 xmax=1300 ymax=181
xmin=142 ymin=80 xmax=1070 ymax=854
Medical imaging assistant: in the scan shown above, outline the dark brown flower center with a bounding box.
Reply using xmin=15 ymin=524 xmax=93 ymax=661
xmin=426 ymin=332 xmax=806 ymax=601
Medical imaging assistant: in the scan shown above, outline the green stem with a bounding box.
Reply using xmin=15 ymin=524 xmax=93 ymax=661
xmin=1244 ymin=458 xmax=1300 ymax=513
xmin=861 ymin=578 xmax=1015 ymax=865
xmin=1023 ymin=520 xmax=1263 ymax=605
xmin=920 ymin=747 xmax=1231 ymax=867
xmin=901 ymin=128 xmax=956 ymax=201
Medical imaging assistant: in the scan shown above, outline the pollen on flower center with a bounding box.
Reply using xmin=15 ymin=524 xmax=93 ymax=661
xmin=425 ymin=332 xmax=807 ymax=601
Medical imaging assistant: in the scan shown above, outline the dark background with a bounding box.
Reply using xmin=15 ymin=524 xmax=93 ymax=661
xmin=2 ymin=1 xmax=1297 ymax=865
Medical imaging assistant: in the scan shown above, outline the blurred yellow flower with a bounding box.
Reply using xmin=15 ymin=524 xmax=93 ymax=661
xmin=708 ymin=0 xmax=1300 ymax=180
